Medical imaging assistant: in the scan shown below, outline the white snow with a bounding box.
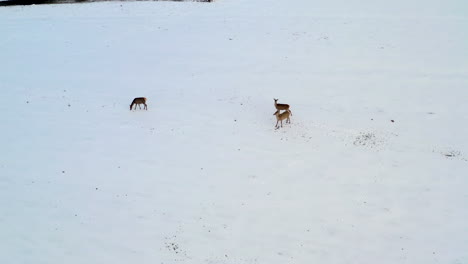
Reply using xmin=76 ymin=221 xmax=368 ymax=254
xmin=1 ymin=0 xmax=467 ymax=263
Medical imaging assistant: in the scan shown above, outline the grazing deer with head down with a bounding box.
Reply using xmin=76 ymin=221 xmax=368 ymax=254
xmin=130 ymin=97 xmax=147 ymax=110
xmin=273 ymin=109 xmax=291 ymax=129
xmin=274 ymin=98 xmax=292 ymax=116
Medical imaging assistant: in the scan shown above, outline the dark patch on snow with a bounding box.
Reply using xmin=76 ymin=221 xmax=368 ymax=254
xmin=443 ymin=150 xmax=461 ymax=158
xmin=0 ymin=0 xmax=212 ymax=7
xmin=353 ymin=132 xmax=377 ymax=147
xmin=434 ymin=149 xmax=467 ymax=161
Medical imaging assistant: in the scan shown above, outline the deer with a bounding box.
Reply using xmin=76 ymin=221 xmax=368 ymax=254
xmin=130 ymin=97 xmax=147 ymax=110
xmin=273 ymin=109 xmax=291 ymax=129
xmin=274 ymin=98 xmax=292 ymax=116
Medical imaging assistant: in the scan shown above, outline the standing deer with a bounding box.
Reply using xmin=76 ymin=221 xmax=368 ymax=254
xmin=130 ymin=97 xmax=147 ymax=110
xmin=274 ymin=98 xmax=292 ymax=115
xmin=273 ymin=110 xmax=291 ymax=129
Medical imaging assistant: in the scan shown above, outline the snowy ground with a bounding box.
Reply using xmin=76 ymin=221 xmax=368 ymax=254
xmin=1 ymin=0 xmax=468 ymax=263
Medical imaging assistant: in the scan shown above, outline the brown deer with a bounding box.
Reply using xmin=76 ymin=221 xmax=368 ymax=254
xmin=130 ymin=97 xmax=147 ymax=110
xmin=274 ymin=98 xmax=292 ymax=115
xmin=273 ymin=110 xmax=291 ymax=129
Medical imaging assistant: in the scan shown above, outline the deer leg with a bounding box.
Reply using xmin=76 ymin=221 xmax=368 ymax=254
xmin=281 ymin=120 xmax=283 ymax=127
xmin=144 ymin=104 xmax=147 ymax=110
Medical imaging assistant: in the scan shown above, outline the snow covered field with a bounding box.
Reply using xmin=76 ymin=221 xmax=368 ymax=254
xmin=1 ymin=0 xmax=467 ymax=263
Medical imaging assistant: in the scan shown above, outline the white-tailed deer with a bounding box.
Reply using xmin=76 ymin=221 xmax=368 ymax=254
xmin=274 ymin=98 xmax=292 ymax=115
xmin=273 ymin=110 xmax=291 ymax=129
xmin=130 ymin=97 xmax=147 ymax=110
